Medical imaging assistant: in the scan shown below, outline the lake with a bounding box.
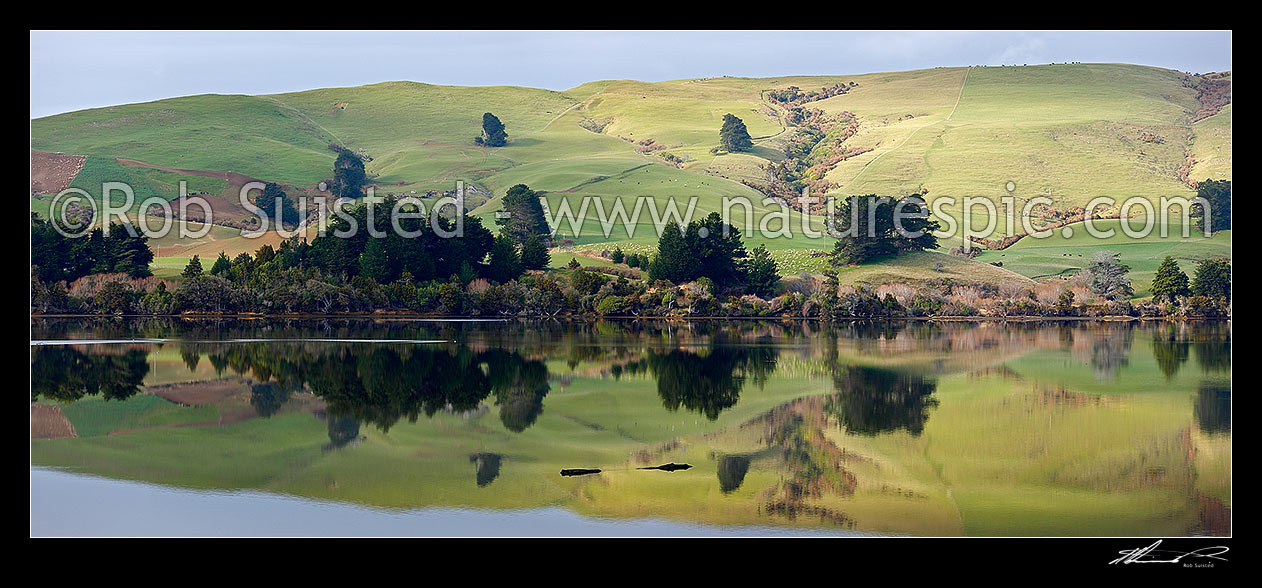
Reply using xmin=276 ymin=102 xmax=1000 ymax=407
xmin=30 ymin=318 xmax=1231 ymax=537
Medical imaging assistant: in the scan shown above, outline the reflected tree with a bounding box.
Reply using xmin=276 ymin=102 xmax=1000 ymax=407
xmin=326 ymin=415 xmax=361 ymax=450
xmin=250 ymin=381 xmax=292 ymax=418
xmin=483 ymin=350 xmax=551 ymax=432
xmin=717 ymin=454 xmax=751 ymax=494
xmin=1089 ymin=326 xmax=1133 ymax=381
xmin=646 ymin=345 xmax=778 ymax=420
xmin=470 ymin=453 xmax=504 ymax=487
xmin=1195 ymin=337 xmax=1231 ymax=374
xmin=31 ymin=346 xmax=150 ymax=403
xmin=1195 ymin=384 xmax=1231 ymax=434
xmin=1152 ymin=327 xmax=1190 ymax=381
xmin=185 ymin=339 xmax=558 ymax=433
xmin=825 ymin=365 xmax=938 ymax=436
xmin=180 ymin=348 xmax=202 ymax=372
xmin=311 ymin=346 xmax=493 ymax=432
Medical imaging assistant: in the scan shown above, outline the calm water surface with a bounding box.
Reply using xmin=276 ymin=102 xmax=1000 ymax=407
xmin=29 ymin=318 xmax=1230 ymax=537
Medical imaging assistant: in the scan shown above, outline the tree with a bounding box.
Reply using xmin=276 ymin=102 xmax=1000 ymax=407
xmin=744 ymin=245 xmax=780 ymax=297
xmin=359 ymin=238 xmax=390 ymax=283
xmin=31 ymin=217 xmax=154 ymax=282
xmin=496 ymin=184 xmax=551 ymax=246
xmin=648 ymin=222 xmax=688 ymax=283
xmin=691 ymin=212 xmax=748 ymax=290
xmin=182 ymin=255 xmax=204 ymax=279
xmin=332 ymin=150 xmax=367 ymax=198
xmin=1150 ymin=256 xmax=1190 ymax=303
xmin=477 ymin=112 xmax=508 ymax=147
xmin=610 ymin=247 xmax=624 ymax=264
xmin=485 ymin=234 xmax=523 ymax=283
xmin=648 ymin=213 xmax=752 ymax=291
xmin=255 ymin=244 xmax=276 ymax=265
xmin=519 ymin=234 xmax=550 ymax=270
xmin=254 ymin=182 xmax=300 ymax=227
xmin=210 ymin=251 xmax=232 ymax=276
xmin=1086 ymin=250 xmax=1133 ymax=300
xmin=829 ymin=195 xmax=940 ymax=265
xmin=718 ymin=113 xmax=753 ymax=152
xmin=1192 ymin=179 xmax=1231 ymax=233
xmin=307 ymin=195 xmax=493 ymax=283
xmin=1191 ymin=259 xmax=1231 ymax=302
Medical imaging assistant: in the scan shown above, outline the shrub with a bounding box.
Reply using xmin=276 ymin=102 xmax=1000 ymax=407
xmin=571 ymin=270 xmax=604 ymax=295
xmin=595 ymin=295 xmax=625 ymax=315
xmin=437 ymin=281 xmax=465 ymax=314
xmin=94 ymin=281 xmax=135 ymax=314
xmin=173 ymin=275 xmax=246 ymax=313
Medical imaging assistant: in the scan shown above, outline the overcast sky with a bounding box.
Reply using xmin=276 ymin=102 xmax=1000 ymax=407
xmin=30 ymin=30 xmax=1231 ymax=119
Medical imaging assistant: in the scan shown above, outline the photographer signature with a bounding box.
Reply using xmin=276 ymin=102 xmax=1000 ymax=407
xmin=1110 ymin=540 xmax=1229 ymax=565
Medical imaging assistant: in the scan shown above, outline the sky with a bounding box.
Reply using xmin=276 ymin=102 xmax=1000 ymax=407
xmin=30 ymin=30 xmax=1232 ymax=119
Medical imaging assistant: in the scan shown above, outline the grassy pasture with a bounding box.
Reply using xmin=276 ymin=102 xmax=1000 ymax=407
xmin=31 ymin=94 xmax=335 ymax=183
xmin=833 ymin=65 xmax=1203 ymax=204
xmin=1190 ymin=104 xmax=1232 ymax=183
xmin=975 ymin=220 xmax=1231 ymax=298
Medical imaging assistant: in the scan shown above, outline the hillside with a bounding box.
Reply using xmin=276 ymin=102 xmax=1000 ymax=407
xmin=31 ymin=63 xmax=1230 ymax=288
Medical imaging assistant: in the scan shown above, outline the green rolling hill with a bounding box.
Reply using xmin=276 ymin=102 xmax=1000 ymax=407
xmin=30 ymin=63 xmax=1230 ymax=287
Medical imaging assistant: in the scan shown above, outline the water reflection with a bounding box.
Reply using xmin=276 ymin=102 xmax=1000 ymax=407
xmin=470 ymin=453 xmax=504 ymax=487
xmin=825 ymin=366 xmax=938 ymax=436
xmin=1196 ymin=384 xmax=1231 ymax=434
xmin=717 ymin=455 xmax=751 ymax=493
xmin=1149 ymin=322 xmax=1232 ymax=380
xmin=250 ymin=382 xmax=292 ymax=418
xmin=1152 ymin=325 xmax=1191 ymax=381
xmin=31 ymin=346 xmax=150 ymax=402
xmin=621 ymin=345 xmax=778 ymax=420
xmin=325 ymin=415 xmax=361 ymax=450
xmin=30 ymin=318 xmax=1232 ymax=537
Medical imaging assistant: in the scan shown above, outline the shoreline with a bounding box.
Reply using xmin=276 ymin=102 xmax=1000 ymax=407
xmin=29 ymin=312 xmax=1228 ymax=322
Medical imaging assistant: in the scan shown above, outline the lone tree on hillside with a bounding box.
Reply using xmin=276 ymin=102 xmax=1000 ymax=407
xmin=497 ymin=184 xmax=552 ymax=246
xmin=719 ymin=113 xmax=754 ymax=153
xmin=1150 ymin=256 xmax=1190 ymax=303
xmin=477 ymin=113 xmax=508 ymax=147
xmin=253 ymin=182 xmax=300 ymax=227
xmin=331 ymin=150 xmax=367 ymax=198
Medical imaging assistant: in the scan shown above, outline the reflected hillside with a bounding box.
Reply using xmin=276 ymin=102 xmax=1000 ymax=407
xmin=30 ymin=318 xmax=1230 ymax=536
